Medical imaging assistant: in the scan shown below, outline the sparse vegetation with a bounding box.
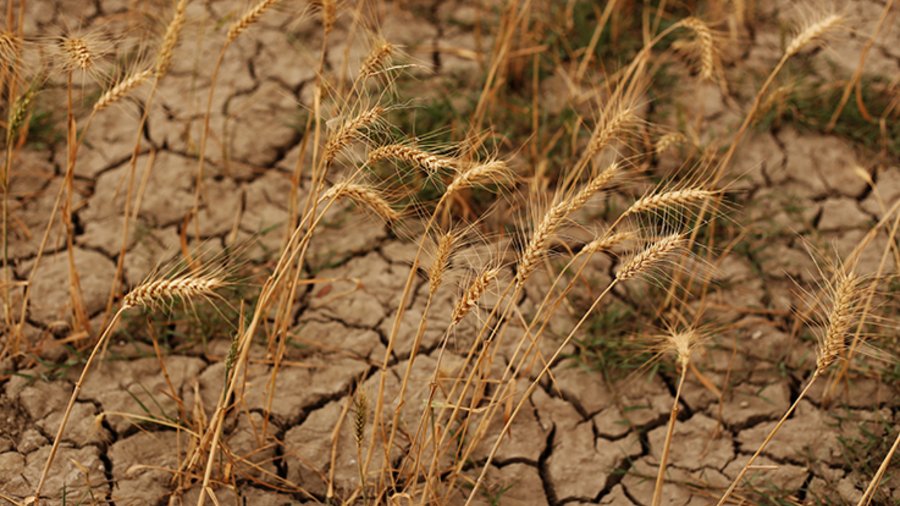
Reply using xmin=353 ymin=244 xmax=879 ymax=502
xmin=0 ymin=1 xmax=897 ymax=505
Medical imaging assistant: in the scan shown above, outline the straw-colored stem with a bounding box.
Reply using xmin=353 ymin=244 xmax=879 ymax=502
xmin=652 ymin=364 xmax=688 ymax=506
xmin=856 ymin=430 xmax=900 ymax=506
xmin=463 ymin=280 xmax=619 ymax=505
xmin=716 ymin=371 xmax=819 ymax=505
xmin=33 ymin=307 xmax=127 ymax=501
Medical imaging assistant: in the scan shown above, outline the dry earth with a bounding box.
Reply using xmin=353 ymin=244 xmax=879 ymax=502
xmin=1 ymin=0 xmax=899 ymax=505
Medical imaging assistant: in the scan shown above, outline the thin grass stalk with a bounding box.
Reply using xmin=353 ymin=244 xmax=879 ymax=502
xmin=363 ymin=195 xmax=450 ymax=495
xmin=715 ymin=371 xmax=819 ymax=505
xmin=442 ymin=238 xmax=617 ymax=497
xmin=33 ymin=307 xmax=127 ymax=501
xmin=63 ymin=73 xmax=90 ymax=333
xmin=425 ymin=224 xmax=631 ymax=500
xmin=652 ymin=364 xmax=687 ymax=506
xmin=463 ymin=281 xmax=619 ymax=505
xmin=856 ymin=430 xmax=900 ymax=506
xmin=191 ymin=194 xmax=344 ymax=506
xmin=368 ymin=160 xmax=511 ymax=493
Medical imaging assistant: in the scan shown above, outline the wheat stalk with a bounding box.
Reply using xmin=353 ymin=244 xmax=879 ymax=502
xmin=451 ymin=268 xmax=500 ymax=325
xmin=227 ymin=0 xmax=279 ymax=43
xmin=322 ymin=182 xmax=399 ymax=222
xmin=517 ymin=164 xmax=619 ymax=286
xmin=652 ymin=326 xmax=698 ymax=506
xmin=587 ymin=104 xmax=637 ymax=157
xmin=324 ymin=106 xmax=384 ymax=163
xmin=368 ymin=144 xmax=453 ymax=173
xmin=155 ymin=0 xmax=188 ymax=79
xmin=428 ymin=233 xmax=455 ymax=296
xmin=93 ymin=69 xmax=152 ymax=112
xmin=655 ymin=133 xmax=686 ymax=154
xmin=816 ymin=269 xmax=862 ymax=373
xmin=583 ymin=231 xmax=633 ymax=254
xmin=60 ymin=37 xmax=93 ymax=71
xmin=0 ymin=31 xmax=19 ymax=69
xmin=616 ymin=234 xmax=684 ymax=280
xmin=360 ymin=41 xmax=395 ymax=78
xmin=122 ymin=275 xmax=225 ymax=310
xmin=624 ymin=188 xmax=716 ymax=217
xmin=786 ymin=13 xmax=842 ymax=57
xmin=680 ymin=17 xmax=715 ymax=80
xmin=445 ymin=160 xmax=511 ymax=196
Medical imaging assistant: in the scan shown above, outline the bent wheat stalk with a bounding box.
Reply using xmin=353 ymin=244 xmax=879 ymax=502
xmin=716 ymin=267 xmax=863 ymax=505
xmin=33 ymin=273 xmax=224 ymax=502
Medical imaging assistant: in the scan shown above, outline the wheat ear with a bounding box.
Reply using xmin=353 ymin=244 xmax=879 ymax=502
xmin=516 ymin=165 xmax=616 ymax=285
xmin=368 ymin=144 xmax=454 ymax=173
xmin=122 ymin=275 xmax=226 ymax=310
xmin=716 ymin=264 xmax=861 ymax=506
xmin=587 ymin=103 xmax=637 ymax=157
xmin=624 ymin=188 xmax=716 ymax=217
xmin=817 ymin=269 xmax=862 ymax=373
xmin=322 ymin=182 xmax=400 ymax=222
xmin=451 ymin=268 xmax=500 ymax=325
xmin=323 ymin=106 xmax=384 ymax=163
xmin=445 ymin=160 xmax=511 ymax=196
xmin=785 ymin=14 xmax=842 ymax=57
xmin=428 ymin=232 xmax=455 ymax=296
xmin=155 ymin=0 xmax=188 ymax=79
xmin=60 ymin=37 xmax=94 ymax=71
xmin=227 ymin=0 xmax=279 ymax=43
xmin=360 ymin=41 xmax=395 ymax=78
xmin=680 ymin=17 xmax=715 ymax=80
xmin=0 ymin=31 xmax=19 ymax=69
xmin=616 ymin=234 xmax=685 ymax=280
xmin=583 ymin=231 xmax=633 ymax=255
xmin=655 ymin=133 xmax=686 ymax=154
xmin=93 ymin=69 xmax=152 ymax=112
xmin=35 ymin=269 xmax=226 ymax=501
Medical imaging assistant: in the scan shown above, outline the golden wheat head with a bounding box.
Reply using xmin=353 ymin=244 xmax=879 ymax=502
xmin=322 ymin=182 xmax=400 ymax=222
xmin=451 ymin=268 xmax=500 ymax=325
xmin=616 ymin=234 xmax=685 ymax=280
xmin=816 ymin=268 xmax=864 ymax=373
xmin=123 ymin=275 xmax=226 ymax=310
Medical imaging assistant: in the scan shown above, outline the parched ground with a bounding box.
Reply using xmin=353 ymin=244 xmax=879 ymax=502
xmin=1 ymin=0 xmax=899 ymax=505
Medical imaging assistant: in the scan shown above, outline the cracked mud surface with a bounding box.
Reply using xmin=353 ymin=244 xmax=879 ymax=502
xmin=1 ymin=0 xmax=899 ymax=505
